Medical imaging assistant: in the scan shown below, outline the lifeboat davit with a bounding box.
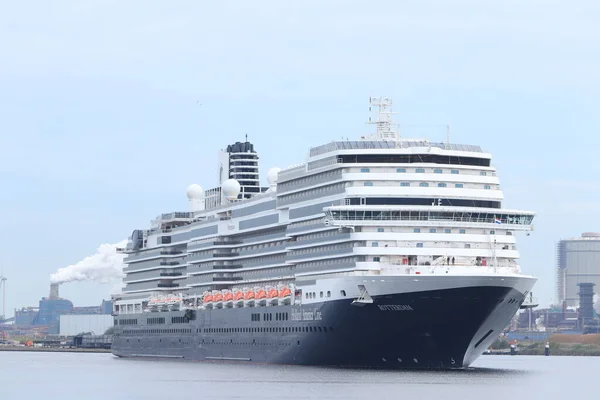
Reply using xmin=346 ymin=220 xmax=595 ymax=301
xmin=244 ymin=288 xmax=256 ymax=307
xmin=233 ymin=289 xmax=245 ymax=307
xmin=223 ymin=290 xmax=234 ymax=308
xmin=212 ymin=290 xmax=223 ymax=309
xmin=267 ymin=286 xmax=279 ymax=306
xmin=256 ymin=287 xmax=267 ymax=306
xmin=278 ymin=285 xmax=292 ymax=305
xmin=202 ymin=291 xmax=214 ymax=309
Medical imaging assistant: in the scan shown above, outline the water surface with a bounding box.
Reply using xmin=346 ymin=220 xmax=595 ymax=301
xmin=1 ymin=352 xmax=595 ymax=400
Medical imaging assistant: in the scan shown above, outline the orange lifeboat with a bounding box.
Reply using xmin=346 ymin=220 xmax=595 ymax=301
xmin=256 ymin=287 xmax=267 ymax=306
xmin=223 ymin=290 xmax=234 ymax=308
xmin=234 ymin=290 xmax=244 ymax=301
xmin=244 ymin=288 xmax=256 ymax=307
xmin=213 ymin=290 xmax=223 ymax=308
xmin=267 ymin=287 xmax=279 ymax=305
xmin=256 ymin=288 xmax=267 ymax=300
xmin=278 ymin=286 xmax=291 ymax=298
xmin=244 ymin=289 xmax=255 ymax=300
xmin=202 ymin=291 xmax=214 ymax=309
xmin=213 ymin=291 xmax=223 ymax=302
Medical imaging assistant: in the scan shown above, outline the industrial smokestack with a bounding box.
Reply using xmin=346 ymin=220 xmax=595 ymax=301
xmin=49 ymin=283 xmax=60 ymax=300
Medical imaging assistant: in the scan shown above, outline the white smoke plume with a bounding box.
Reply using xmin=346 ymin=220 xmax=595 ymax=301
xmin=50 ymin=240 xmax=128 ymax=284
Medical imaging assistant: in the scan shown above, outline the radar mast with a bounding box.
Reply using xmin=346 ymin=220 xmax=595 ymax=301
xmin=367 ymin=97 xmax=398 ymax=141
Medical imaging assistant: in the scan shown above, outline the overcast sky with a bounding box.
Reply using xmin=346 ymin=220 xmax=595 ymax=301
xmin=1 ymin=0 xmax=599 ymax=316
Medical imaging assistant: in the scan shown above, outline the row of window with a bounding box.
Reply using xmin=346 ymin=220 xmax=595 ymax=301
xmin=121 ymin=324 xmax=338 ymax=336
xmin=291 ymin=242 xmax=354 ymax=255
xmin=372 ymin=227 xmax=514 ymax=235
xmin=410 ymin=228 xmax=507 ymax=234
xmin=278 ymin=169 xmax=341 ymax=192
xmin=118 ymin=319 xmax=138 ymax=326
xmin=360 ymin=168 xmax=489 ymax=175
xmin=306 ymin=290 xmax=332 ymax=299
xmin=120 ymin=328 xmax=192 ymax=335
xmin=202 ymin=326 xmax=334 ymax=334
xmin=278 ymin=182 xmax=345 ymax=204
xmin=297 ymin=230 xmax=341 ymax=242
xmin=363 ymin=182 xmax=491 ymax=189
xmin=147 ymin=317 xmax=165 ymax=325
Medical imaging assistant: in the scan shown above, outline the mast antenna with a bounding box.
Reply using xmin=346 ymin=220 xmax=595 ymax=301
xmin=367 ymin=97 xmax=398 ymax=141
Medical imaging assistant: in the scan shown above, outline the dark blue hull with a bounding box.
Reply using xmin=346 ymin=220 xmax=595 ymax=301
xmin=112 ymin=285 xmax=525 ymax=369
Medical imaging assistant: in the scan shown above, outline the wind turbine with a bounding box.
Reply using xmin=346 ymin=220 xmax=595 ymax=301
xmin=0 ymin=274 xmax=6 ymax=321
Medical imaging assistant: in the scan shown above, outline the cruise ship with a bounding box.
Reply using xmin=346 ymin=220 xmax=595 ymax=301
xmin=111 ymin=97 xmax=536 ymax=369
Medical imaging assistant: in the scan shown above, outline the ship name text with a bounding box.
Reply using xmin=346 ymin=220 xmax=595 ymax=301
xmin=291 ymin=308 xmax=323 ymax=321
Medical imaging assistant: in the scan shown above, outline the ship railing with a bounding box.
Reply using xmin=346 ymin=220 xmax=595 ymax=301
xmin=324 ymin=211 xmax=534 ymax=227
xmin=309 ymin=140 xmax=485 ymax=157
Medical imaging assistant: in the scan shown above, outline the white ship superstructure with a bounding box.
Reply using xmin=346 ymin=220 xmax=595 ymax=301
xmin=112 ymin=98 xmax=536 ymax=369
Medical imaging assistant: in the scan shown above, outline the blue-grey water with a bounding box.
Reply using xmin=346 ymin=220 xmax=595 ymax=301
xmin=1 ymin=352 xmax=596 ymax=399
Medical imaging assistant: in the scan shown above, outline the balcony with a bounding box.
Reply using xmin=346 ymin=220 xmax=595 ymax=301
xmin=159 ymin=261 xmax=180 ymax=266
xmin=214 ymin=252 xmax=240 ymax=258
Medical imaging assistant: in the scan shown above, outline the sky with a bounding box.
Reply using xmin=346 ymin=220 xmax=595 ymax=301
xmin=1 ymin=0 xmax=599 ymax=316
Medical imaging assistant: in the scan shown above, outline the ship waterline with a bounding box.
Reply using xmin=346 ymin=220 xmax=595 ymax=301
xmin=112 ymin=97 xmax=536 ymax=369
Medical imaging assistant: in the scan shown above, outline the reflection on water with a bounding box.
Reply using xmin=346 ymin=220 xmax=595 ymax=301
xmin=1 ymin=352 xmax=597 ymax=400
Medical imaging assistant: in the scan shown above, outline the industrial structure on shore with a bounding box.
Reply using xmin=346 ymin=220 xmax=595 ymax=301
xmin=556 ymin=232 xmax=600 ymax=307
xmin=11 ymin=283 xmax=112 ymax=335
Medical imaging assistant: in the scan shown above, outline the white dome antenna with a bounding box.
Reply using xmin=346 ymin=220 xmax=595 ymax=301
xmin=186 ymin=184 xmax=205 ymax=211
xmin=222 ymin=179 xmax=241 ymax=202
xmin=267 ymin=167 xmax=282 ymax=192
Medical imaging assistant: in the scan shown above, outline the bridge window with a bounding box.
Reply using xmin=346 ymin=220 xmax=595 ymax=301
xmin=373 ymin=257 xmax=380 ymax=262
xmin=444 ymin=229 xmax=451 ymax=233
xmin=459 ymin=229 xmax=466 ymax=234
xmin=429 ymin=228 xmax=437 ymax=233
xmin=364 ymin=182 xmax=374 ymax=186
xmin=438 ymin=183 xmax=447 ymax=187
xmin=415 ymin=168 xmax=425 ymax=173
xmin=360 ymin=168 xmax=371 ymax=173
xmin=372 ymin=242 xmax=379 ymax=247
xmin=455 ymin=183 xmax=464 ymax=188
xmin=416 ymin=243 xmax=424 ymax=248
xmin=484 ymin=185 xmax=491 ymax=190
xmin=451 ymin=169 xmax=459 ymax=174
xmin=377 ymin=228 xmax=384 ymax=232
xmin=400 ymin=182 xmax=410 ymax=187
xmin=414 ymin=228 xmax=421 ymax=233
xmin=480 ymin=171 xmax=487 ymax=176
xmin=434 ymin=169 xmax=443 ymax=174
xmin=397 ymin=168 xmax=406 ymax=173
xmin=419 ymin=182 xmax=429 ymax=187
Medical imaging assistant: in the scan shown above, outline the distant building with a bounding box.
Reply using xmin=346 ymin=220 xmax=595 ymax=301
xmin=59 ymin=314 xmax=114 ymax=336
xmin=15 ymin=307 xmax=39 ymax=325
xmin=556 ymin=232 xmax=600 ymax=307
xmin=15 ymin=284 xmax=114 ymax=334
xmin=35 ymin=298 xmax=73 ymax=334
